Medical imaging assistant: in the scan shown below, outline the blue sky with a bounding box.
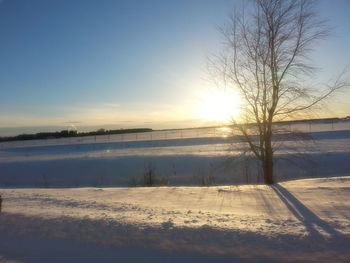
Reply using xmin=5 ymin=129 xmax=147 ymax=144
xmin=0 ymin=0 xmax=349 ymax=135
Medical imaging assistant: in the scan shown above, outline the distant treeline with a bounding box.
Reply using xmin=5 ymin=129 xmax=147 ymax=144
xmin=0 ymin=128 xmax=153 ymax=142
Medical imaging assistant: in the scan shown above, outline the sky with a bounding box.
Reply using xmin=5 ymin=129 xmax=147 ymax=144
xmin=0 ymin=0 xmax=349 ymax=136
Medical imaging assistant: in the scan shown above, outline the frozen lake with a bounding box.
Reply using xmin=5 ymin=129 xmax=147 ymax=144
xmin=0 ymin=120 xmax=350 ymax=187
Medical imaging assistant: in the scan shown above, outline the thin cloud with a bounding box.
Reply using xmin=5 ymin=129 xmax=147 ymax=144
xmin=64 ymin=121 xmax=81 ymax=124
xmin=103 ymin=103 xmax=121 ymax=108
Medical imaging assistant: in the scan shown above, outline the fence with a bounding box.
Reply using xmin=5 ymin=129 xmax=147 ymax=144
xmin=1 ymin=120 xmax=349 ymax=149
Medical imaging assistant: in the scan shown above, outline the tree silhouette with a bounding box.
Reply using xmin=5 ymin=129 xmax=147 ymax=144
xmin=210 ymin=0 xmax=349 ymax=184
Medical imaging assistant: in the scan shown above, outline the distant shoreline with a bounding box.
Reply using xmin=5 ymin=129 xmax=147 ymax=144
xmin=0 ymin=128 xmax=152 ymax=143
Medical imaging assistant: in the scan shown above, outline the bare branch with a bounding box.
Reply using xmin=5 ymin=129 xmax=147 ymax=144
xmin=209 ymin=0 xmax=349 ymax=184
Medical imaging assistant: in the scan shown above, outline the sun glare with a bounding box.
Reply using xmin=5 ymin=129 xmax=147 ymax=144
xmin=196 ymin=88 xmax=241 ymax=123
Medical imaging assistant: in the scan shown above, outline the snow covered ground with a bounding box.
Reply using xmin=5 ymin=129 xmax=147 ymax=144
xmin=0 ymin=122 xmax=350 ymax=187
xmin=1 ymin=176 xmax=350 ymax=262
xmin=0 ymin=121 xmax=349 ymax=262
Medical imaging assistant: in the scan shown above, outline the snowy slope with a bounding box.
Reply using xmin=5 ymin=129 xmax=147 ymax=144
xmin=0 ymin=128 xmax=350 ymax=187
xmin=1 ymin=176 xmax=350 ymax=263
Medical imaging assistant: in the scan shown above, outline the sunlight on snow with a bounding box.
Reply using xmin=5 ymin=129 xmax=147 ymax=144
xmin=216 ymin=127 xmax=232 ymax=137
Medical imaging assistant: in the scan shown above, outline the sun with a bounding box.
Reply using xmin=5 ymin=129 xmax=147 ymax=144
xmin=196 ymin=88 xmax=241 ymax=123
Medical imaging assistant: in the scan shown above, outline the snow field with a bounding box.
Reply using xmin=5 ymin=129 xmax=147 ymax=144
xmin=1 ymin=176 xmax=350 ymax=262
xmin=0 ymin=130 xmax=349 ymax=187
xmin=0 ymin=122 xmax=350 ymax=262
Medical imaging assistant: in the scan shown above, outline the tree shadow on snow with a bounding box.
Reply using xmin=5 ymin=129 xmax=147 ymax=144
xmin=272 ymin=184 xmax=343 ymax=239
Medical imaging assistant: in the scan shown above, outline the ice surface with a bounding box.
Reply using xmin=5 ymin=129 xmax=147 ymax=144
xmin=0 ymin=124 xmax=349 ymax=186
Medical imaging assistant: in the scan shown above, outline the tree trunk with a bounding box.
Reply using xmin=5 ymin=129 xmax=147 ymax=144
xmin=263 ymin=152 xmax=274 ymax=185
xmin=263 ymin=128 xmax=274 ymax=185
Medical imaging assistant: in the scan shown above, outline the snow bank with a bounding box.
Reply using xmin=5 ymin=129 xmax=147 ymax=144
xmin=0 ymin=176 xmax=349 ymax=262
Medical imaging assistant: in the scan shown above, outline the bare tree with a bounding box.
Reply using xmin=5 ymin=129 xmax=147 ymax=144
xmin=211 ymin=0 xmax=349 ymax=184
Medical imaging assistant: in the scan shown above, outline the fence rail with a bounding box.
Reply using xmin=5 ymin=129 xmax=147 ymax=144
xmin=1 ymin=120 xmax=349 ymax=149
